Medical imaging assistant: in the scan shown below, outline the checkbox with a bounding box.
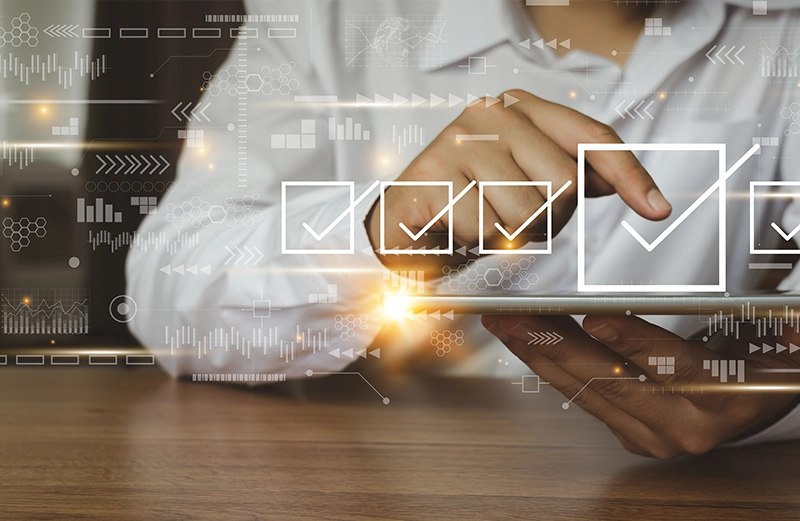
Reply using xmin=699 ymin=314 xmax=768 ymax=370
xmin=750 ymin=181 xmax=800 ymax=254
xmin=379 ymin=181 xmax=454 ymax=255
xmin=578 ymin=144 xmax=729 ymax=293
xmin=478 ymin=181 xmax=553 ymax=255
xmin=282 ymin=181 xmax=356 ymax=254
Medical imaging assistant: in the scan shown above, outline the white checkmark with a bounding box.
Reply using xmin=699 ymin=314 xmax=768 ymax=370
xmin=493 ymin=180 xmax=573 ymax=241
xmin=771 ymin=222 xmax=800 ymax=241
xmin=621 ymin=143 xmax=760 ymax=252
xmin=302 ymin=181 xmax=380 ymax=241
xmin=397 ymin=181 xmax=477 ymax=241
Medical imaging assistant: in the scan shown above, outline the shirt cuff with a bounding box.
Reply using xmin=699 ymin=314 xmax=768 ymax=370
xmin=724 ymin=401 xmax=800 ymax=448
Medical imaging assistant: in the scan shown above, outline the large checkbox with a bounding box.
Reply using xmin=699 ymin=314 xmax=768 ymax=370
xmin=478 ymin=181 xmax=553 ymax=255
xmin=750 ymin=181 xmax=800 ymax=254
xmin=282 ymin=181 xmax=356 ymax=254
xmin=379 ymin=181 xmax=454 ymax=255
xmin=577 ymin=143 xmax=728 ymax=293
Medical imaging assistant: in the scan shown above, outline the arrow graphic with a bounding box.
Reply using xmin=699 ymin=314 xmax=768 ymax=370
xmin=44 ymin=24 xmax=80 ymax=38
xmin=527 ymin=331 xmax=564 ymax=345
xmin=706 ymin=45 xmax=745 ymax=65
xmin=224 ymin=246 xmax=265 ymax=266
xmin=95 ymin=154 xmax=171 ymax=175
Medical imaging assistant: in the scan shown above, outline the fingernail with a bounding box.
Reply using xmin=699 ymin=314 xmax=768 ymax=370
xmin=647 ymin=189 xmax=672 ymax=214
xmin=487 ymin=323 xmax=509 ymax=343
xmin=586 ymin=323 xmax=619 ymax=343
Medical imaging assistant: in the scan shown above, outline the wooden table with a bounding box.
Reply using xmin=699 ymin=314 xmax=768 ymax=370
xmin=1 ymin=364 xmax=799 ymax=520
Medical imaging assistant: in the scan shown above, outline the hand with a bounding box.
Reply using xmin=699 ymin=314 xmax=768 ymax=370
xmin=366 ymin=90 xmax=672 ymax=273
xmin=483 ymin=314 xmax=800 ymax=459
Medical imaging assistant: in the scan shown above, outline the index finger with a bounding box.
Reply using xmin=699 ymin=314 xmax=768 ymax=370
xmin=581 ymin=314 xmax=709 ymax=388
xmin=508 ymin=91 xmax=672 ymax=222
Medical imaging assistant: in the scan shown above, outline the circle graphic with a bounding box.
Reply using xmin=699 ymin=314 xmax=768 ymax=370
xmin=109 ymin=295 xmax=137 ymax=323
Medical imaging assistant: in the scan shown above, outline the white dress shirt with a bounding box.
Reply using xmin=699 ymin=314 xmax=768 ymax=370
xmin=127 ymin=0 xmax=800 ymax=444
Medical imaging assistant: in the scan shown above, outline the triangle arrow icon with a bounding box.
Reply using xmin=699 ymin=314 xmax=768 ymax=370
xmin=444 ymin=310 xmax=455 ymax=320
xmin=174 ymin=265 xmax=185 ymax=275
xmin=791 ymin=343 xmax=800 ymax=354
xmin=763 ymin=343 xmax=774 ymax=353
xmin=369 ymin=348 xmax=381 ymax=358
xmin=519 ymin=38 xmax=530 ymax=49
xmin=329 ymin=348 xmax=341 ymax=359
xmin=430 ymin=310 xmax=441 ymax=321
xmin=411 ymin=93 xmax=427 ymax=107
xmin=373 ymin=93 xmax=390 ymax=105
xmin=355 ymin=348 xmax=367 ymax=359
xmin=467 ymin=93 xmax=481 ymax=106
xmin=546 ymin=39 xmax=558 ymax=49
xmin=749 ymin=343 xmax=760 ymax=354
xmin=187 ymin=265 xmax=198 ymax=275
xmin=429 ymin=93 xmax=445 ymax=108
xmin=485 ymin=95 xmax=501 ymax=107
xmin=468 ymin=246 xmax=481 ymax=256
xmin=455 ymin=246 xmax=467 ymax=256
xmin=416 ymin=310 xmax=427 ymax=320
xmin=159 ymin=265 xmax=171 ymax=275
xmin=559 ymin=39 xmax=571 ymax=49
xmin=777 ymin=343 xmax=788 ymax=354
xmin=393 ymin=93 xmax=409 ymax=107
xmin=361 ymin=246 xmax=374 ymax=255
xmin=448 ymin=93 xmax=464 ymax=108
xmin=356 ymin=93 xmax=372 ymax=107
xmin=200 ymin=265 xmax=211 ymax=274
xmin=533 ymin=38 xmax=544 ymax=50
xmin=503 ymin=93 xmax=520 ymax=108
xmin=342 ymin=348 xmax=354 ymax=359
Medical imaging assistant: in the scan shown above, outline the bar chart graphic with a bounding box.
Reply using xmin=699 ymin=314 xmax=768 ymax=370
xmin=328 ymin=117 xmax=371 ymax=141
xmin=2 ymin=289 xmax=90 ymax=334
xmin=392 ymin=123 xmax=425 ymax=154
xmin=760 ymin=36 xmax=800 ymax=81
xmin=77 ymin=198 xmax=123 ymax=223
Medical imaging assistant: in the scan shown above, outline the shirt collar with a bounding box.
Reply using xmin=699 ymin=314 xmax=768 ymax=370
xmin=432 ymin=0 xmax=800 ymax=71
xmin=432 ymin=0 xmax=519 ymax=69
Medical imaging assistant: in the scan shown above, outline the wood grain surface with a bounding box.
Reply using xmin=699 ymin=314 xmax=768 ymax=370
xmin=1 ymin=365 xmax=799 ymax=521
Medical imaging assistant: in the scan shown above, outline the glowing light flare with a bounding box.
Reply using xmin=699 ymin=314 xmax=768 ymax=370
xmin=382 ymin=294 xmax=411 ymax=319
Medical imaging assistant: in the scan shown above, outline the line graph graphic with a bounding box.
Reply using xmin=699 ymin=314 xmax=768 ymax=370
xmin=2 ymin=289 xmax=90 ymax=334
xmin=760 ymin=35 xmax=800 ymax=81
xmin=345 ymin=15 xmax=447 ymax=67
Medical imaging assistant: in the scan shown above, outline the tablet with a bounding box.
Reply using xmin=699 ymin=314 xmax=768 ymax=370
xmin=383 ymin=293 xmax=800 ymax=317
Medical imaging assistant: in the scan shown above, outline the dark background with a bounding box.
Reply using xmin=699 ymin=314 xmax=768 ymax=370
xmin=0 ymin=0 xmax=244 ymax=347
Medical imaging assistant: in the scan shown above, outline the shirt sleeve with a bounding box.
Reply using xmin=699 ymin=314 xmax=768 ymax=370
xmin=125 ymin=1 xmax=390 ymax=380
xmin=730 ymin=116 xmax=800 ymax=446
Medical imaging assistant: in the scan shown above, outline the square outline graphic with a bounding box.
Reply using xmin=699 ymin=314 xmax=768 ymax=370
xmin=478 ymin=181 xmax=553 ymax=255
xmin=750 ymin=180 xmax=800 ymax=254
xmin=577 ymin=143 xmax=726 ymax=293
xmin=379 ymin=181 xmax=453 ymax=255
xmin=282 ymin=181 xmax=355 ymax=255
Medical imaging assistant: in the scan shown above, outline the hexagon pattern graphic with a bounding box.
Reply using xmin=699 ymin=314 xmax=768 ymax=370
xmin=430 ymin=329 xmax=464 ymax=357
xmin=2 ymin=217 xmax=46 ymax=252
xmin=781 ymin=102 xmax=800 ymax=136
xmin=202 ymin=62 xmax=299 ymax=97
xmin=0 ymin=14 xmax=39 ymax=48
xmin=165 ymin=194 xmax=263 ymax=229
xmin=441 ymin=258 xmax=538 ymax=291
xmin=334 ymin=314 xmax=368 ymax=341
